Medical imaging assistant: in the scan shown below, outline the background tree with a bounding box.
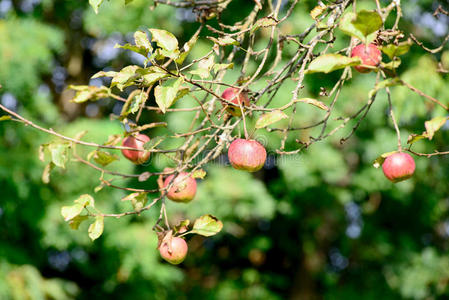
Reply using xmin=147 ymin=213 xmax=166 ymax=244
xmin=1 ymin=0 xmax=449 ymax=299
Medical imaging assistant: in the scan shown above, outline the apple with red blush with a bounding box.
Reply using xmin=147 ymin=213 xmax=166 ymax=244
xmin=351 ymin=43 xmax=382 ymax=73
xmin=382 ymin=152 xmax=415 ymax=183
xmin=121 ymin=133 xmax=151 ymax=164
xmin=228 ymin=138 xmax=267 ymax=172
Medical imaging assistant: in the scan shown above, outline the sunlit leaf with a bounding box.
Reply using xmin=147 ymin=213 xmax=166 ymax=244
xmin=149 ymin=28 xmax=178 ymax=52
xmin=122 ymin=192 xmax=148 ymax=211
xmin=61 ymin=203 xmax=84 ymax=222
xmin=192 ymin=169 xmax=206 ymax=179
xmin=306 ymin=54 xmax=361 ymax=74
xmin=48 ymin=143 xmax=69 ymax=169
xmin=297 ymin=98 xmax=329 ymax=111
xmin=154 ymin=78 xmax=184 ymax=113
xmin=42 ymin=162 xmax=54 ymax=184
xmin=191 ymin=214 xmax=223 ymax=237
xmin=255 ymin=110 xmax=288 ymax=129
xmin=89 ymin=0 xmax=103 ymax=14
xmin=424 ymin=116 xmax=448 ymax=140
xmin=373 ymin=151 xmax=398 ymax=168
xmin=381 ymin=40 xmax=412 ymax=59
xmin=88 ymin=215 xmax=104 ymax=241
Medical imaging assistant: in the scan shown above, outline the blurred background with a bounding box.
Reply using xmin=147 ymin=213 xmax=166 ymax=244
xmin=1 ymin=0 xmax=449 ymax=299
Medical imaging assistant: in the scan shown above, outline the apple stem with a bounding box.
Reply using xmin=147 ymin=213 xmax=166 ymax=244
xmin=382 ymin=72 xmax=402 ymax=151
xmin=240 ymin=101 xmax=249 ymax=139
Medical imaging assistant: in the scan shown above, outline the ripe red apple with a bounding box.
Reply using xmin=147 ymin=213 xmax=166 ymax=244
xmin=159 ymin=237 xmax=188 ymax=265
xmin=221 ymin=87 xmax=250 ymax=117
xmin=382 ymin=152 xmax=415 ymax=183
xmin=164 ymin=172 xmax=197 ymax=203
xmin=228 ymin=138 xmax=267 ymax=172
xmin=350 ymin=43 xmax=382 ymax=73
xmin=121 ymin=134 xmax=151 ymax=164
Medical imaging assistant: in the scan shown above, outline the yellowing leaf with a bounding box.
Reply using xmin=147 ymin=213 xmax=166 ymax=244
xmin=425 ymin=116 xmax=448 ymax=140
xmin=61 ymin=203 xmax=84 ymax=222
xmin=88 ymin=215 xmax=104 ymax=241
xmin=255 ymin=110 xmax=288 ymax=129
xmin=297 ymin=98 xmax=329 ymax=111
xmin=149 ymin=28 xmax=178 ymax=52
xmin=373 ymin=151 xmax=398 ymax=168
xmin=251 ymin=17 xmax=278 ymax=34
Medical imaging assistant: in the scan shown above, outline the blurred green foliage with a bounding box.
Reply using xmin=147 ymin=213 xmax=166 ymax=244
xmin=1 ymin=0 xmax=449 ymax=299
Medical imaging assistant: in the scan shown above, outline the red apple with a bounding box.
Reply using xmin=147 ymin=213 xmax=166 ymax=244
xmin=221 ymin=87 xmax=250 ymax=117
xmin=228 ymin=138 xmax=266 ymax=172
xmin=121 ymin=134 xmax=151 ymax=164
xmin=159 ymin=237 xmax=188 ymax=265
xmin=382 ymin=152 xmax=415 ymax=183
xmin=350 ymin=43 xmax=382 ymax=73
xmin=164 ymin=172 xmax=197 ymax=203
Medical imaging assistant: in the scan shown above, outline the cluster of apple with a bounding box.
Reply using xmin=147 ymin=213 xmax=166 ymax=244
xmin=120 ymin=45 xmax=417 ymax=264
xmin=350 ymin=42 xmax=416 ymax=183
xmin=119 ymin=88 xmax=267 ymax=264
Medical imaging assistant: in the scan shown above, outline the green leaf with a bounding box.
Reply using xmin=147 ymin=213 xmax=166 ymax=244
xmin=380 ymin=58 xmax=401 ymax=71
xmin=306 ymin=54 xmax=361 ymax=74
xmin=373 ymin=151 xmax=398 ymax=168
xmin=143 ymin=136 xmax=165 ymax=150
xmin=424 ymin=116 xmax=448 ymax=140
xmin=213 ymin=63 xmax=234 ymax=73
xmin=339 ymin=12 xmax=377 ymax=44
xmin=191 ymin=214 xmax=223 ymax=237
xmin=88 ymin=215 xmax=104 ymax=241
xmin=297 ymin=98 xmax=329 ymax=111
xmin=89 ymin=0 xmax=103 ymax=14
xmin=122 ymin=192 xmax=148 ymax=211
xmin=176 ymin=34 xmax=198 ymax=64
xmin=149 ymin=29 xmax=178 ymax=52
xmin=48 ymin=143 xmax=69 ymax=168
xmin=255 ymin=110 xmax=288 ymax=129
xmin=381 ymin=40 xmax=412 ymax=59
xmin=68 ymin=215 xmax=89 ymax=230
xmin=368 ymin=78 xmax=402 ymax=98
xmin=154 ymin=78 xmax=184 ymax=113
xmin=75 ymin=194 xmax=95 ymax=208
xmin=190 ymin=56 xmax=215 ymax=79
xmin=69 ymin=85 xmax=110 ymax=103
xmin=92 ymin=150 xmax=119 ymax=167
xmin=111 ymin=65 xmax=141 ymax=91
xmin=192 ymin=169 xmax=206 ymax=179
xmin=0 ymin=115 xmax=11 ymax=121
xmin=120 ymin=90 xmax=148 ymax=118
xmin=137 ymin=67 xmax=170 ymax=86
xmin=134 ymin=30 xmax=152 ymax=53
xmin=251 ymin=17 xmax=278 ymax=34
xmin=91 ymin=71 xmax=117 ymax=79
xmin=42 ymin=162 xmax=54 ymax=184
xmin=115 ymin=43 xmax=148 ymax=57
xmin=208 ymin=36 xmax=240 ymax=47
xmin=174 ymin=220 xmax=190 ymax=234
xmin=407 ymin=133 xmax=427 ymax=145
xmin=351 ymin=10 xmax=383 ymax=38
xmin=61 ymin=204 xmax=84 ymax=222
